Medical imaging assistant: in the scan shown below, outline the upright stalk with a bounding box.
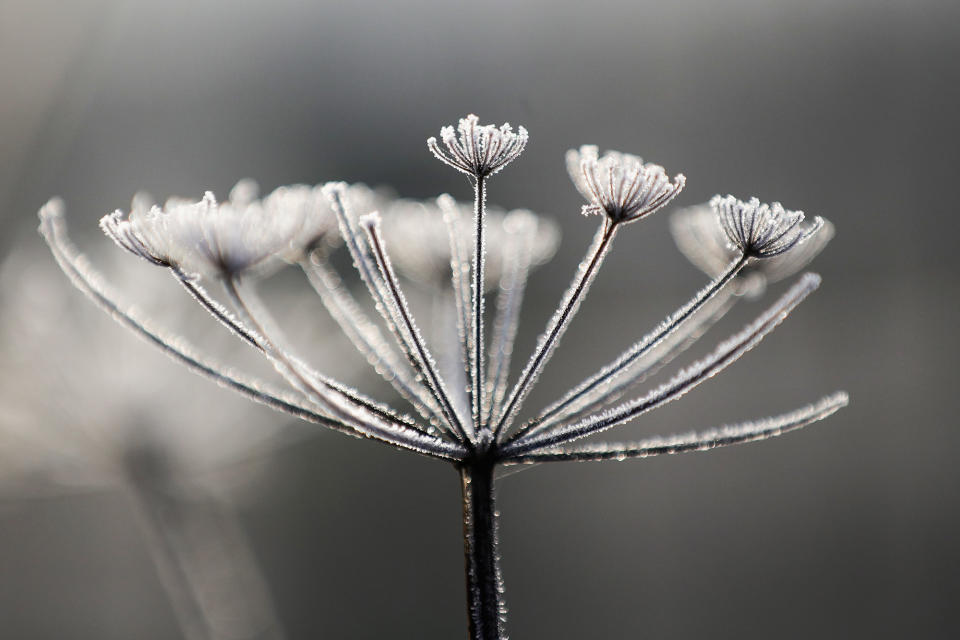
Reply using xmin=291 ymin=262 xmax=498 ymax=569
xmin=472 ymin=176 xmax=487 ymax=434
xmin=460 ymin=453 xmax=504 ymax=640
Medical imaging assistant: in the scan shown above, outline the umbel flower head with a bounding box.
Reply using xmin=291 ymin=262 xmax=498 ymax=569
xmin=427 ymin=114 xmax=528 ymax=178
xmin=40 ymin=113 xmax=847 ymax=640
xmin=712 ymin=194 xmax=824 ymax=259
xmin=671 ymin=201 xmax=834 ymax=298
xmin=100 ymin=180 xmax=337 ymax=278
xmin=566 ymin=145 xmax=686 ymax=225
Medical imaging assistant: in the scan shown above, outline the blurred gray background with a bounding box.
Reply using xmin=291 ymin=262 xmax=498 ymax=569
xmin=1 ymin=0 xmax=958 ymax=638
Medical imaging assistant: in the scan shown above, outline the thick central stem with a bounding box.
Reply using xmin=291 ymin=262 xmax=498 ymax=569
xmin=460 ymin=455 xmax=503 ymax=640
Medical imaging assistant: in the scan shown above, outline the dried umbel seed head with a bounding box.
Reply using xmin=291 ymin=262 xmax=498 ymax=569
xmin=671 ymin=202 xmax=834 ymax=298
xmin=566 ymin=145 xmax=685 ymax=225
xmin=427 ymin=114 xmax=528 ymax=178
xmin=100 ymin=181 xmax=337 ymax=278
xmin=712 ymin=195 xmax=825 ymax=259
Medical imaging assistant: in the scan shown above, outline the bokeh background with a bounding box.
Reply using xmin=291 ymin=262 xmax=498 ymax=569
xmin=1 ymin=0 xmax=959 ymax=638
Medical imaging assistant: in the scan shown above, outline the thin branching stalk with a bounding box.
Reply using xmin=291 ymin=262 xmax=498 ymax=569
xmin=510 ymin=254 xmax=749 ymax=443
xmin=492 ymin=219 xmax=618 ymax=440
xmin=504 ymin=273 xmax=820 ymax=456
xmin=222 ymin=277 xmax=449 ymax=452
xmin=503 ymin=391 xmax=849 ymax=464
xmin=544 ymin=289 xmax=738 ymax=428
xmin=472 ymin=176 xmax=487 ymax=437
xmin=223 ymin=276 xmax=424 ymax=434
xmin=38 ymin=207 xmax=369 ymax=440
xmin=361 ymin=215 xmax=470 ymax=443
xmin=301 ymin=255 xmax=443 ymax=427
xmin=328 ymin=186 xmax=464 ymax=441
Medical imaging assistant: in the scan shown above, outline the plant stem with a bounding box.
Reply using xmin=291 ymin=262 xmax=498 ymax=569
xmin=472 ymin=176 xmax=487 ymax=436
xmin=493 ymin=220 xmax=618 ymax=440
xmin=460 ymin=455 xmax=503 ymax=640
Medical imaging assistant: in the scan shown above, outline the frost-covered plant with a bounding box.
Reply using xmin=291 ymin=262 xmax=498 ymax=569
xmin=0 ymin=229 xmax=305 ymax=640
xmin=671 ymin=198 xmax=835 ymax=298
xmin=41 ymin=114 xmax=847 ymax=640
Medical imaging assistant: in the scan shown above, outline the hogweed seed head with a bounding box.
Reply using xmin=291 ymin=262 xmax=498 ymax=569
xmin=671 ymin=202 xmax=834 ymax=297
xmin=427 ymin=114 xmax=528 ymax=179
xmin=100 ymin=181 xmax=337 ymax=278
xmin=712 ymin=194 xmax=825 ymax=259
xmin=566 ymin=145 xmax=686 ymax=225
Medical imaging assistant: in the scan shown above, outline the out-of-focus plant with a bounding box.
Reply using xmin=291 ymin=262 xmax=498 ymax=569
xmin=0 ymin=211 xmax=318 ymax=640
xmin=41 ymin=114 xmax=847 ymax=640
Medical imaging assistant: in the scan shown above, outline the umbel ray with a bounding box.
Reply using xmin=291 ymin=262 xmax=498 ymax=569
xmin=41 ymin=114 xmax=847 ymax=640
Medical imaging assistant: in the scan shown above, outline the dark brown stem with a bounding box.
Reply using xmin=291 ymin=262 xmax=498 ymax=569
xmin=460 ymin=455 xmax=504 ymax=640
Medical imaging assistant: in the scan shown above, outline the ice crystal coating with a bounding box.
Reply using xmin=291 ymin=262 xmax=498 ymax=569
xmin=566 ymin=145 xmax=686 ymax=224
xmin=711 ymin=195 xmax=825 ymax=260
xmin=100 ymin=181 xmax=338 ymax=278
xmin=427 ymin=114 xmax=528 ymax=178
xmin=504 ymin=391 xmax=849 ymax=463
xmin=671 ymin=202 xmax=834 ymax=297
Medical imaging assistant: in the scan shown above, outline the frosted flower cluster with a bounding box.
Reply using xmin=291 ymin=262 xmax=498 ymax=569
xmin=566 ymin=145 xmax=686 ymax=224
xmin=671 ymin=200 xmax=834 ymax=298
xmin=101 ymin=181 xmax=338 ymax=278
xmin=427 ymin=114 xmax=528 ymax=178
xmin=40 ymin=114 xmax=847 ymax=640
xmin=713 ymin=194 xmax=824 ymax=258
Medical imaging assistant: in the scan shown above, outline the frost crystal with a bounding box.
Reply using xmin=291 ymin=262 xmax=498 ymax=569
xmin=427 ymin=114 xmax=528 ymax=178
xmin=566 ymin=145 xmax=685 ymax=224
xmin=712 ymin=194 xmax=825 ymax=259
